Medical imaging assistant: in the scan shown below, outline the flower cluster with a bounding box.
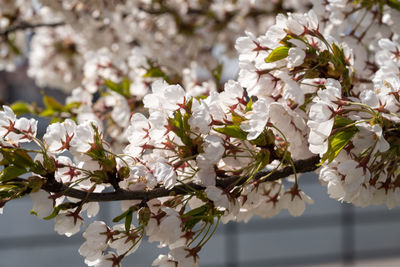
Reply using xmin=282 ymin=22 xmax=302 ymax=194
xmin=0 ymin=1 xmax=400 ymax=267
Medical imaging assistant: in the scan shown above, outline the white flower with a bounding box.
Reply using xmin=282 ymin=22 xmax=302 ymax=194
xmin=153 ymin=161 xmax=177 ymax=189
xmin=0 ymin=106 xmax=20 ymax=143
xmin=125 ymin=113 xmax=151 ymax=156
xmin=235 ymin=31 xmax=269 ymax=62
xmin=353 ymin=123 xmax=390 ymax=154
xmin=287 ymin=47 xmax=306 ymax=68
xmin=54 ymin=211 xmax=83 ymax=237
xmin=93 ymin=252 xmax=121 ymax=267
xmin=202 ymin=135 xmax=224 ymax=162
xmin=44 ymin=119 xmax=77 ymax=153
xmin=287 ymin=13 xmax=307 ymax=35
xmin=152 ymin=254 xmax=176 ymax=267
xmin=70 ymin=121 xmax=98 ymax=153
xmin=206 ymin=186 xmax=231 ymax=211
xmin=104 ymin=92 xmax=131 ymax=128
xmin=188 ymin=100 xmax=211 ymax=134
xmin=307 ymin=120 xmax=333 ymax=155
xmin=54 ymin=156 xmax=80 ymax=183
xmin=338 ymin=160 xmax=368 ymax=194
xmin=169 ymin=246 xmax=198 ymax=267
xmin=195 ymin=135 xmax=224 ymax=185
xmin=281 ymin=187 xmax=314 ymax=217
xmin=307 ymin=79 xmax=343 ymax=155
xmin=152 ymin=247 xmax=198 ymax=267
xmin=143 ymin=80 xmax=185 ymax=114
xmin=30 ymin=190 xmax=54 ymax=218
xmin=219 ymin=80 xmax=244 ymax=107
xmin=109 ymin=224 xmax=141 ymax=256
xmin=241 ymin=99 xmax=270 ymax=140
xmin=147 ymin=207 xmax=183 ymax=246
xmin=79 ymin=221 xmax=109 ymax=263
xmin=277 ymin=71 xmax=304 ymax=105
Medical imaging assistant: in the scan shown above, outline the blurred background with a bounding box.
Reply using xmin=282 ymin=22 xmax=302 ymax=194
xmin=1 ymin=70 xmax=400 ymax=267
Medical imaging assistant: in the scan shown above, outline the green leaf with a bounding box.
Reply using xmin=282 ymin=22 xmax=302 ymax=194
xmin=138 ymin=207 xmax=151 ymax=226
xmin=211 ymin=64 xmax=223 ymax=85
xmin=104 ymin=80 xmax=120 ymax=93
xmin=182 ymin=204 xmax=208 ymax=218
xmin=43 ymin=95 xmax=64 ymax=112
xmin=320 ymin=127 xmax=358 ymax=165
xmin=30 ymin=161 xmax=48 ymax=176
xmin=113 ymin=209 xmax=131 ymax=223
xmin=387 ymin=0 xmax=400 ymax=11
xmin=39 ymin=109 xmax=55 ymax=117
xmin=245 ymin=98 xmax=253 ymax=112
xmin=0 ymin=166 xmax=28 ymax=182
xmin=6 ymin=36 xmax=21 ymax=55
xmin=251 ymin=130 xmax=274 ymax=146
xmin=121 ymin=78 xmax=131 ymax=97
xmin=1 ymin=149 xmax=33 ymax=168
xmin=232 ymin=112 xmax=245 ymax=125
xmin=28 ymin=176 xmax=45 ymax=192
xmin=182 ymin=205 xmax=210 ymax=231
xmin=112 ymin=206 xmax=138 ymax=223
xmin=331 ymin=43 xmax=346 ymax=66
xmin=0 ymin=184 xmax=20 ymax=198
xmin=104 ymin=78 xmax=131 ymax=98
xmin=168 ymin=111 xmax=192 ymax=146
xmin=182 ymin=112 xmax=191 ymax=132
xmin=125 ymin=210 xmax=133 ymax=233
xmin=255 ymin=149 xmax=271 ymax=170
xmin=43 ymin=206 xmax=61 ymax=220
xmin=50 ymin=117 xmax=63 ymax=124
xmin=333 ymin=116 xmax=354 ymax=128
xmin=65 ymin=102 xmax=81 ymax=111
xmin=43 ymin=155 xmax=56 ymax=173
xmin=43 ymin=202 xmax=77 ymax=220
xmin=214 ymin=125 xmax=248 ymax=140
xmin=265 ymin=46 xmax=289 ymax=63
xmin=10 ymin=102 xmax=31 ymax=115
xmin=143 ymin=67 xmax=169 ymax=81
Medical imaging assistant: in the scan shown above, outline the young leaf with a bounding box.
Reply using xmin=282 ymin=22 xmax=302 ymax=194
xmin=125 ymin=210 xmax=133 ymax=233
xmin=0 ymin=184 xmax=20 ymax=198
xmin=43 ymin=95 xmax=64 ymax=112
xmin=10 ymin=102 xmax=31 ymax=115
xmin=113 ymin=206 xmax=138 ymax=223
xmin=121 ymin=78 xmax=131 ymax=97
xmin=1 ymin=149 xmax=33 ymax=168
xmin=321 ymin=127 xmax=358 ymax=164
xmin=168 ymin=111 xmax=192 ymax=146
xmin=182 ymin=204 xmax=209 ymax=218
xmin=0 ymin=166 xmax=28 ymax=182
xmin=104 ymin=80 xmax=121 ymax=93
xmin=265 ymin=46 xmax=289 ymax=63
xmin=214 ymin=125 xmax=248 ymax=140
xmin=333 ymin=116 xmax=354 ymax=128
xmin=43 ymin=206 xmax=62 ymax=220
xmin=143 ymin=67 xmax=169 ymax=82
xmin=245 ymin=98 xmax=253 ymax=112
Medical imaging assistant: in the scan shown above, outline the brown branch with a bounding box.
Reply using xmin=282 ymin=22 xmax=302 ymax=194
xmin=0 ymin=22 xmax=64 ymax=36
xmin=39 ymin=155 xmax=320 ymax=202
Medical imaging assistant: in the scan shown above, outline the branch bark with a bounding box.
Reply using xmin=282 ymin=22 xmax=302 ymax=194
xmin=0 ymin=22 xmax=64 ymax=36
xmin=39 ymin=155 xmax=320 ymax=202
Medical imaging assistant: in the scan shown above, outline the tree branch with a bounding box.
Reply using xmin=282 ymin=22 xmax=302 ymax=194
xmin=0 ymin=22 xmax=64 ymax=36
xmin=39 ymin=156 xmax=320 ymax=202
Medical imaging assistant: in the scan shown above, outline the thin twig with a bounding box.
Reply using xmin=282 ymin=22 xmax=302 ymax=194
xmin=37 ymin=155 xmax=320 ymax=202
xmin=0 ymin=22 xmax=64 ymax=36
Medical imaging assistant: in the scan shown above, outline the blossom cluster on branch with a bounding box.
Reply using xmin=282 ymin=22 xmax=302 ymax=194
xmin=1 ymin=0 xmax=400 ymax=266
